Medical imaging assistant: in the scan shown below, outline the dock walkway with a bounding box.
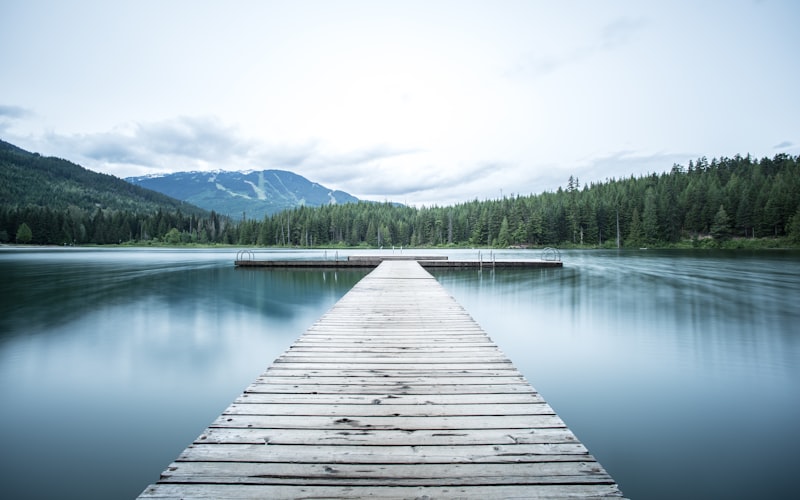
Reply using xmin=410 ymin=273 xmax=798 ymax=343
xmin=139 ymin=261 xmax=621 ymax=499
xmin=234 ymin=251 xmax=563 ymax=269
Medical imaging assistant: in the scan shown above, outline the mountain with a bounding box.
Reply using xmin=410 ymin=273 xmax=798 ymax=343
xmin=126 ymin=169 xmax=360 ymax=220
xmin=0 ymin=139 xmax=206 ymax=216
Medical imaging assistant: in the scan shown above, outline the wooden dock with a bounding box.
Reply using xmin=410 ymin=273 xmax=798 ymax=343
xmin=139 ymin=260 xmax=621 ymax=499
xmin=234 ymin=254 xmax=563 ymax=269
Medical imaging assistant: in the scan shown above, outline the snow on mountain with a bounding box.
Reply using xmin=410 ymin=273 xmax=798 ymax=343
xmin=126 ymin=169 xmax=359 ymax=219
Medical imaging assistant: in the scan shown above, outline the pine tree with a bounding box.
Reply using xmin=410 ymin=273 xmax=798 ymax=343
xmin=626 ymin=208 xmax=643 ymax=247
xmin=710 ymin=205 xmax=731 ymax=242
xmin=787 ymin=207 xmax=800 ymax=243
xmin=497 ymin=216 xmax=510 ymax=248
xmin=642 ymin=188 xmax=659 ymax=244
xmin=16 ymin=222 xmax=32 ymax=243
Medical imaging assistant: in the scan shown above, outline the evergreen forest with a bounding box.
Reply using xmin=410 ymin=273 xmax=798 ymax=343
xmin=2 ymin=141 xmax=800 ymax=248
xmin=239 ymin=154 xmax=800 ymax=249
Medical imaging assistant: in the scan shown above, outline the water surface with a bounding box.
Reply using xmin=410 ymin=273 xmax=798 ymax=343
xmin=1 ymin=247 xmax=798 ymax=499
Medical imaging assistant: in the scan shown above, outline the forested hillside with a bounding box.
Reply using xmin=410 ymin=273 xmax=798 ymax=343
xmin=0 ymin=140 xmax=204 ymax=213
xmin=0 ymin=140 xmax=237 ymax=244
xmin=242 ymin=154 xmax=800 ymax=248
xmin=3 ymin=138 xmax=799 ymax=248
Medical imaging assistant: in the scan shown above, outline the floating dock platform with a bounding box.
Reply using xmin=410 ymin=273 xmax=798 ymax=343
xmin=234 ymin=253 xmax=563 ymax=269
xmin=139 ymin=260 xmax=620 ymax=499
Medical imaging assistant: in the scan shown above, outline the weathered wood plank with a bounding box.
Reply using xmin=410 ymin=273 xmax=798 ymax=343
xmin=281 ymin=349 xmax=506 ymax=357
xmin=249 ymin=375 xmax=529 ymax=384
xmin=235 ymin=392 xmax=543 ymax=404
xmin=298 ymin=332 xmax=492 ymax=339
xmin=195 ymin=427 xmax=579 ymax=446
xmin=140 ymin=484 xmax=620 ymax=499
xmin=160 ymin=461 xmax=613 ymax=485
xmin=244 ymin=384 xmax=535 ymax=395
xmin=250 ymin=374 xmax=528 ymax=383
xmin=286 ymin=344 xmax=500 ymax=351
xmin=210 ymin=414 xmax=569 ymax=430
xmin=275 ymin=356 xmax=511 ymax=364
xmin=137 ymin=261 xmax=622 ymax=499
xmin=221 ymin=402 xmax=556 ymax=417
xmin=263 ymin=362 xmax=518 ymax=371
xmin=260 ymin=367 xmax=527 ymax=377
xmin=176 ymin=443 xmax=592 ymax=463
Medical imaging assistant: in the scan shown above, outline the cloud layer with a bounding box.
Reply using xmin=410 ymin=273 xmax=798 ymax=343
xmin=2 ymin=1 xmax=798 ymax=206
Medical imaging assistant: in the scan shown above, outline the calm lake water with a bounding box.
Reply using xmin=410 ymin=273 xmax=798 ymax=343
xmin=1 ymin=247 xmax=798 ymax=499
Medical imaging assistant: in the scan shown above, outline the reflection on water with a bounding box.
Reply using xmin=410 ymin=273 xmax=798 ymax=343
xmin=0 ymin=248 xmax=798 ymax=499
xmin=432 ymin=249 xmax=800 ymax=500
xmin=0 ymin=248 xmax=367 ymax=499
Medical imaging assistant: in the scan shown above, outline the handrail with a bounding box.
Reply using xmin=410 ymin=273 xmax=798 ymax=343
xmin=541 ymin=247 xmax=561 ymax=262
xmin=235 ymin=249 xmax=255 ymax=261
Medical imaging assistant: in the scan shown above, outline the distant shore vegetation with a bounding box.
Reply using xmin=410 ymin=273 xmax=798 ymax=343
xmin=3 ymin=153 xmax=799 ymax=249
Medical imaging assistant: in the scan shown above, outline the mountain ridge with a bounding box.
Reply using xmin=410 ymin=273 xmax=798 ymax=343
xmin=126 ymin=169 xmax=360 ymax=220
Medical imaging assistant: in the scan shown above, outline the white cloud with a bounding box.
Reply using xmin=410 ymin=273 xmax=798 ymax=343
xmin=2 ymin=1 xmax=798 ymax=206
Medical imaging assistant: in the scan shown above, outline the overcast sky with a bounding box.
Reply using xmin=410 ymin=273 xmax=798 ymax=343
xmin=2 ymin=0 xmax=798 ymax=206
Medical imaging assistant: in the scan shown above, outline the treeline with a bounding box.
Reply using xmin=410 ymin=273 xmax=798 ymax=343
xmin=1 ymin=206 xmax=236 ymax=245
xmin=244 ymin=153 xmax=800 ymax=248
xmin=3 ymin=152 xmax=799 ymax=247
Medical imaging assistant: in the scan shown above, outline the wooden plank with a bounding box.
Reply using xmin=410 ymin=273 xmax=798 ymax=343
xmin=220 ymin=402 xmax=556 ymax=417
xmin=222 ymin=397 xmax=555 ymax=417
xmin=244 ymin=382 xmax=536 ymax=394
xmin=175 ymin=443 xmax=592 ymax=463
xmin=275 ymin=354 xmax=511 ymax=362
xmin=262 ymin=362 xmax=518 ymax=371
xmin=141 ymin=484 xmax=616 ymax=499
xmin=247 ymin=376 xmax=531 ymax=386
xmin=210 ymin=414 xmax=568 ymax=430
xmin=282 ymin=348 xmax=507 ymax=357
xmin=159 ymin=461 xmax=613 ymax=485
xmin=286 ymin=344 xmax=500 ymax=351
xmin=138 ymin=260 xmax=622 ymax=499
xmin=261 ymin=368 xmax=522 ymax=377
xmin=195 ymin=427 xmax=579 ymax=445
xmin=235 ymin=392 xmax=543 ymax=404
xmin=292 ymin=336 xmax=495 ymax=343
